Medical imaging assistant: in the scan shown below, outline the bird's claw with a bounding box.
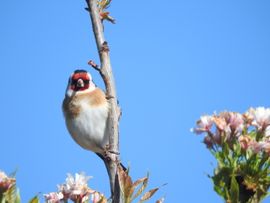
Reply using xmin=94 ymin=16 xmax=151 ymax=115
xmin=106 ymin=95 xmax=114 ymax=100
xmin=103 ymin=144 xmax=120 ymax=162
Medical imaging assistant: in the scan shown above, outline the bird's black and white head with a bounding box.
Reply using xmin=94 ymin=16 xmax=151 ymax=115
xmin=66 ymin=69 xmax=96 ymax=97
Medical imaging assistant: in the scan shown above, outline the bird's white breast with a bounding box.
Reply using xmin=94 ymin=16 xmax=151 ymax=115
xmin=65 ymin=99 xmax=109 ymax=153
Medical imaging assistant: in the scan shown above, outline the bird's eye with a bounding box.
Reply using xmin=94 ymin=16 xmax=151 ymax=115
xmin=83 ymin=79 xmax=89 ymax=84
xmin=71 ymin=79 xmax=77 ymax=85
xmin=71 ymin=78 xmax=89 ymax=85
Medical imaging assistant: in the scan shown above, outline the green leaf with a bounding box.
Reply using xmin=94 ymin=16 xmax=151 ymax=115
xmin=96 ymin=194 xmax=107 ymax=203
xmin=223 ymin=142 xmax=230 ymax=158
xmin=248 ymin=130 xmax=257 ymax=139
xmin=233 ymin=143 xmax=241 ymax=158
xmin=213 ymin=185 xmax=225 ymax=197
xmin=5 ymin=184 xmax=17 ymax=203
xmin=212 ymin=166 xmax=234 ymax=201
xmin=15 ymin=189 xmax=21 ymax=203
xmin=229 ymin=176 xmax=239 ymax=203
xmin=215 ymin=152 xmax=226 ymax=166
xmin=0 ymin=194 xmax=5 ymax=203
xmin=28 ymin=195 xmax=39 ymax=203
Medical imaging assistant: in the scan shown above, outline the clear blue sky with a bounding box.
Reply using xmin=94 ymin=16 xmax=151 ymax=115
xmin=1 ymin=1 xmax=270 ymax=202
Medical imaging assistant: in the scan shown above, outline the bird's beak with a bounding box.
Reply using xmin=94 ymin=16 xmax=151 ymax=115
xmin=76 ymin=78 xmax=84 ymax=88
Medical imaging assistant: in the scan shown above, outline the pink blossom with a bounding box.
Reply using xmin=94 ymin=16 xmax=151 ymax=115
xmin=203 ymin=135 xmax=214 ymax=148
xmin=191 ymin=115 xmax=213 ymax=134
xmin=213 ymin=116 xmax=228 ymax=131
xmin=238 ymin=135 xmax=251 ymax=150
xmin=44 ymin=192 xmax=64 ymax=203
xmin=259 ymin=141 xmax=270 ymax=154
xmin=248 ymin=140 xmax=263 ymax=154
xmin=228 ymin=112 xmax=244 ymax=133
xmin=219 ymin=112 xmax=244 ymax=135
xmin=0 ymin=170 xmax=15 ymax=193
xmin=213 ymin=130 xmax=222 ymax=145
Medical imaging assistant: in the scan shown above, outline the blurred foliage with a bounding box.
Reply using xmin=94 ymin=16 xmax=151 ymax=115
xmin=0 ymin=171 xmax=37 ymax=203
xmin=192 ymin=107 xmax=270 ymax=203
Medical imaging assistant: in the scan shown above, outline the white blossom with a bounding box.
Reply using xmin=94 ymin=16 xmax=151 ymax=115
xmin=248 ymin=107 xmax=270 ymax=130
xmin=58 ymin=172 xmax=94 ymax=202
xmin=0 ymin=171 xmax=8 ymax=181
xmin=44 ymin=192 xmax=64 ymax=203
xmin=91 ymin=191 xmax=106 ymax=203
xmin=265 ymin=126 xmax=270 ymax=137
xmin=191 ymin=115 xmax=213 ymax=134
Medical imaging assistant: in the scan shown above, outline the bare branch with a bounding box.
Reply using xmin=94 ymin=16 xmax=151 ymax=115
xmin=88 ymin=60 xmax=99 ymax=70
xmin=85 ymin=0 xmax=122 ymax=202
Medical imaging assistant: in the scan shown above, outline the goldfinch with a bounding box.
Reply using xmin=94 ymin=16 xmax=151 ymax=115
xmin=62 ymin=69 xmax=109 ymax=154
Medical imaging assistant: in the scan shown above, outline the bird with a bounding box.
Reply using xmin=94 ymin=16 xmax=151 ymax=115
xmin=62 ymin=69 xmax=110 ymax=156
xmin=62 ymin=69 xmax=127 ymax=171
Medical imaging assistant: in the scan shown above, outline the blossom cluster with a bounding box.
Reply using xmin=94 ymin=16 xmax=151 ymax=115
xmin=0 ymin=170 xmax=16 ymax=193
xmin=44 ymin=172 xmax=104 ymax=203
xmin=191 ymin=107 xmax=270 ymax=154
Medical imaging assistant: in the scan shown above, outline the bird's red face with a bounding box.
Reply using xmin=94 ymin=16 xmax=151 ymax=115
xmin=69 ymin=70 xmax=91 ymax=92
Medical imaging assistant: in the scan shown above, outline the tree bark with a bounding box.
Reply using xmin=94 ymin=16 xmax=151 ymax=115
xmin=85 ymin=0 xmax=122 ymax=202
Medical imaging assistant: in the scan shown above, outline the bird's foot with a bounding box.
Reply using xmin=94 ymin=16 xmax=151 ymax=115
xmin=103 ymin=144 xmax=120 ymax=162
xmin=105 ymin=94 xmax=114 ymax=100
xmin=102 ymin=145 xmax=127 ymax=171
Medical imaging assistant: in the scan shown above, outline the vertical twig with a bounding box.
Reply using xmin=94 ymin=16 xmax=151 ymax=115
xmin=85 ymin=0 xmax=122 ymax=202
